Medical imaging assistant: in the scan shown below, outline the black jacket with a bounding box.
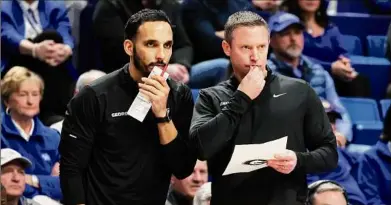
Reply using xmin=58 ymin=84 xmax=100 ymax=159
xmin=190 ymin=67 xmax=338 ymax=204
xmin=92 ymin=0 xmax=193 ymax=73
xmin=59 ymin=64 xmax=197 ymax=205
xmin=181 ymin=0 xmax=257 ymax=63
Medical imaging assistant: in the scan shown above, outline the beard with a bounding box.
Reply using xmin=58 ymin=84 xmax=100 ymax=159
xmin=284 ymin=45 xmax=302 ymax=59
xmin=133 ymin=45 xmax=149 ymax=76
xmin=132 ymin=45 xmax=167 ymax=77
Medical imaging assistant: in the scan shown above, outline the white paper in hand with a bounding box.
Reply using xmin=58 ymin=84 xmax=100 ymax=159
xmin=127 ymin=66 xmax=169 ymax=122
xmin=222 ymin=136 xmax=288 ymax=176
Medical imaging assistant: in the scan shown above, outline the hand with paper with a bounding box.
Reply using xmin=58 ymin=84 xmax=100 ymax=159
xmin=223 ymin=136 xmax=289 ymax=176
xmin=128 ymin=66 xmax=170 ymax=122
xmin=267 ymin=150 xmax=297 ymax=174
xmin=138 ymin=74 xmax=170 ymax=118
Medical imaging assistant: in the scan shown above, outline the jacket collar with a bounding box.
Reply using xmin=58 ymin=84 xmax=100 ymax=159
xmin=2 ymin=113 xmax=45 ymax=141
xmin=119 ymin=63 xmax=139 ymax=91
xmin=12 ymin=0 xmax=48 ymax=35
xmin=269 ymin=53 xmax=307 ymax=72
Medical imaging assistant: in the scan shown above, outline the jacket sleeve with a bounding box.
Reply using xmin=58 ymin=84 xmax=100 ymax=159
xmin=181 ymin=1 xmax=226 ymax=60
xmin=295 ymin=85 xmax=338 ymax=173
xmin=353 ymin=153 xmax=384 ymax=205
xmin=189 ymin=89 xmax=251 ymax=160
xmin=324 ymin=71 xmax=353 ymax=141
xmin=59 ymin=86 xmax=100 ymax=205
xmin=92 ymin=0 xmax=128 ymax=70
xmin=35 ymin=175 xmax=62 ymax=200
xmin=1 ymin=10 xmax=25 ymax=56
xmin=161 ymin=86 xmax=197 ymax=179
xmin=330 ymin=26 xmax=349 ymax=59
xmin=51 ymin=1 xmax=74 ymax=49
xmin=170 ymin=3 xmax=193 ymax=69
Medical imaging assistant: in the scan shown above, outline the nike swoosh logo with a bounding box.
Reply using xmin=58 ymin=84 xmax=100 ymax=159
xmin=273 ymin=93 xmax=287 ymax=98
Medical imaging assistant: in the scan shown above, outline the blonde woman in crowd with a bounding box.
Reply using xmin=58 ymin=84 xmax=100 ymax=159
xmin=1 ymin=66 xmax=62 ymax=202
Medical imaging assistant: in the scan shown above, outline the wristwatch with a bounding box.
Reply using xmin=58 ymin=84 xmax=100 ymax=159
xmin=156 ymin=108 xmax=171 ymax=123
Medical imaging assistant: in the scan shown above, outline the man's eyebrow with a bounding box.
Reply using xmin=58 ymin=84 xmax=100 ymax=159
xmin=143 ymin=39 xmax=158 ymax=44
xmin=164 ymin=40 xmax=173 ymax=45
xmin=142 ymin=40 xmax=173 ymax=45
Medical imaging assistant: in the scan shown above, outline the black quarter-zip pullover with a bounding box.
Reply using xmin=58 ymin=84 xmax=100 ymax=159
xmin=59 ymin=64 xmax=197 ymax=205
xmin=190 ymin=66 xmax=338 ymax=205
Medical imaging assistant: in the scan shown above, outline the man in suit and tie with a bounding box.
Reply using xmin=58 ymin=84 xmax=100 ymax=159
xmin=1 ymin=0 xmax=76 ymax=125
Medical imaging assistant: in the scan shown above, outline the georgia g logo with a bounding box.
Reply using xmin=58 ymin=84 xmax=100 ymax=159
xmin=242 ymin=159 xmax=267 ymax=166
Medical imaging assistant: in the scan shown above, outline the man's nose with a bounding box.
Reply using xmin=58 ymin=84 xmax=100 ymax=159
xmin=11 ymin=171 xmax=21 ymax=182
xmin=289 ymin=33 xmax=297 ymax=43
xmin=156 ymin=47 xmax=165 ymax=61
xmin=192 ymin=172 xmax=203 ymax=182
xmin=250 ymin=48 xmax=260 ymax=62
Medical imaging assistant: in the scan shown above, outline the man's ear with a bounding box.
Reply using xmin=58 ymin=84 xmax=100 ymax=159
xmin=123 ymin=39 xmax=134 ymax=56
xmin=222 ymin=40 xmax=231 ymax=57
xmin=170 ymin=175 xmax=176 ymax=185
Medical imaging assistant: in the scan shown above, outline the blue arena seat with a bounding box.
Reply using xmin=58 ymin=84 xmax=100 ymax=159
xmin=341 ymin=35 xmax=363 ymax=55
xmin=380 ymin=99 xmax=391 ymax=119
xmin=366 ymin=35 xmax=387 ymax=57
xmin=191 ymin=89 xmax=200 ymax=103
xmin=339 ymin=97 xmax=381 ymax=122
xmin=330 ymin=13 xmax=391 ymax=49
xmin=352 ymin=121 xmax=383 ymax=145
xmin=349 ymin=55 xmax=391 ymax=100
xmin=335 ymin=0 xmax=369 ymax=13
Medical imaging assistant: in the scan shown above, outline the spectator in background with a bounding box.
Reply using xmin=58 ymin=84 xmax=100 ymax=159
xmin=281 ymin=0 xmax=371 ymax=98
xmin=252 ymin=0 xmax=282 ymax=13
xmin=1 ymin=0 xmax=76 ymax=125
xmin=353 ymin=106 xmax=391 ymax=205
xmin=306 ymin=180 xmax=349 ymax=205
xmin=307 ymin=99 xmax=367 ymax=205
xmin=63 ymin=0 xmax=88 ymax=67
xmin=181 ymin=0 xmax=260 ymax=63
xmin=166 ymin=160 xmax=208 ymax=205
xmin=1 ymin=148 xmax=41 ymax=205
xmin=50 ymin=69 xmax=106 ymax=133
xmin=0 ymin=66 xmax=62 ymax=201
xmin=93 ymin=0 xmax=229 ymax=88
xmin=267 ymin=12 xmax=352 ymax=144
xmin=193 ymin=182 xmax=211 ymax=205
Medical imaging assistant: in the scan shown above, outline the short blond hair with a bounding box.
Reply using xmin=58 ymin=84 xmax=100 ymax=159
xmin=1 ymin=66 xmax=44 ymax=103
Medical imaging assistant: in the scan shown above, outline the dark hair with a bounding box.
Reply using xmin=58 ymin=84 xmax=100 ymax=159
xmin=124 ymin=8 xmax=172 ymax=40
xmin=224 ymin=11 xmax=269 ymax=44
xmin=382 ymin=106 xmax=391 ymax=142
xmin=281 ymin=0 xmax=330 ymax=28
